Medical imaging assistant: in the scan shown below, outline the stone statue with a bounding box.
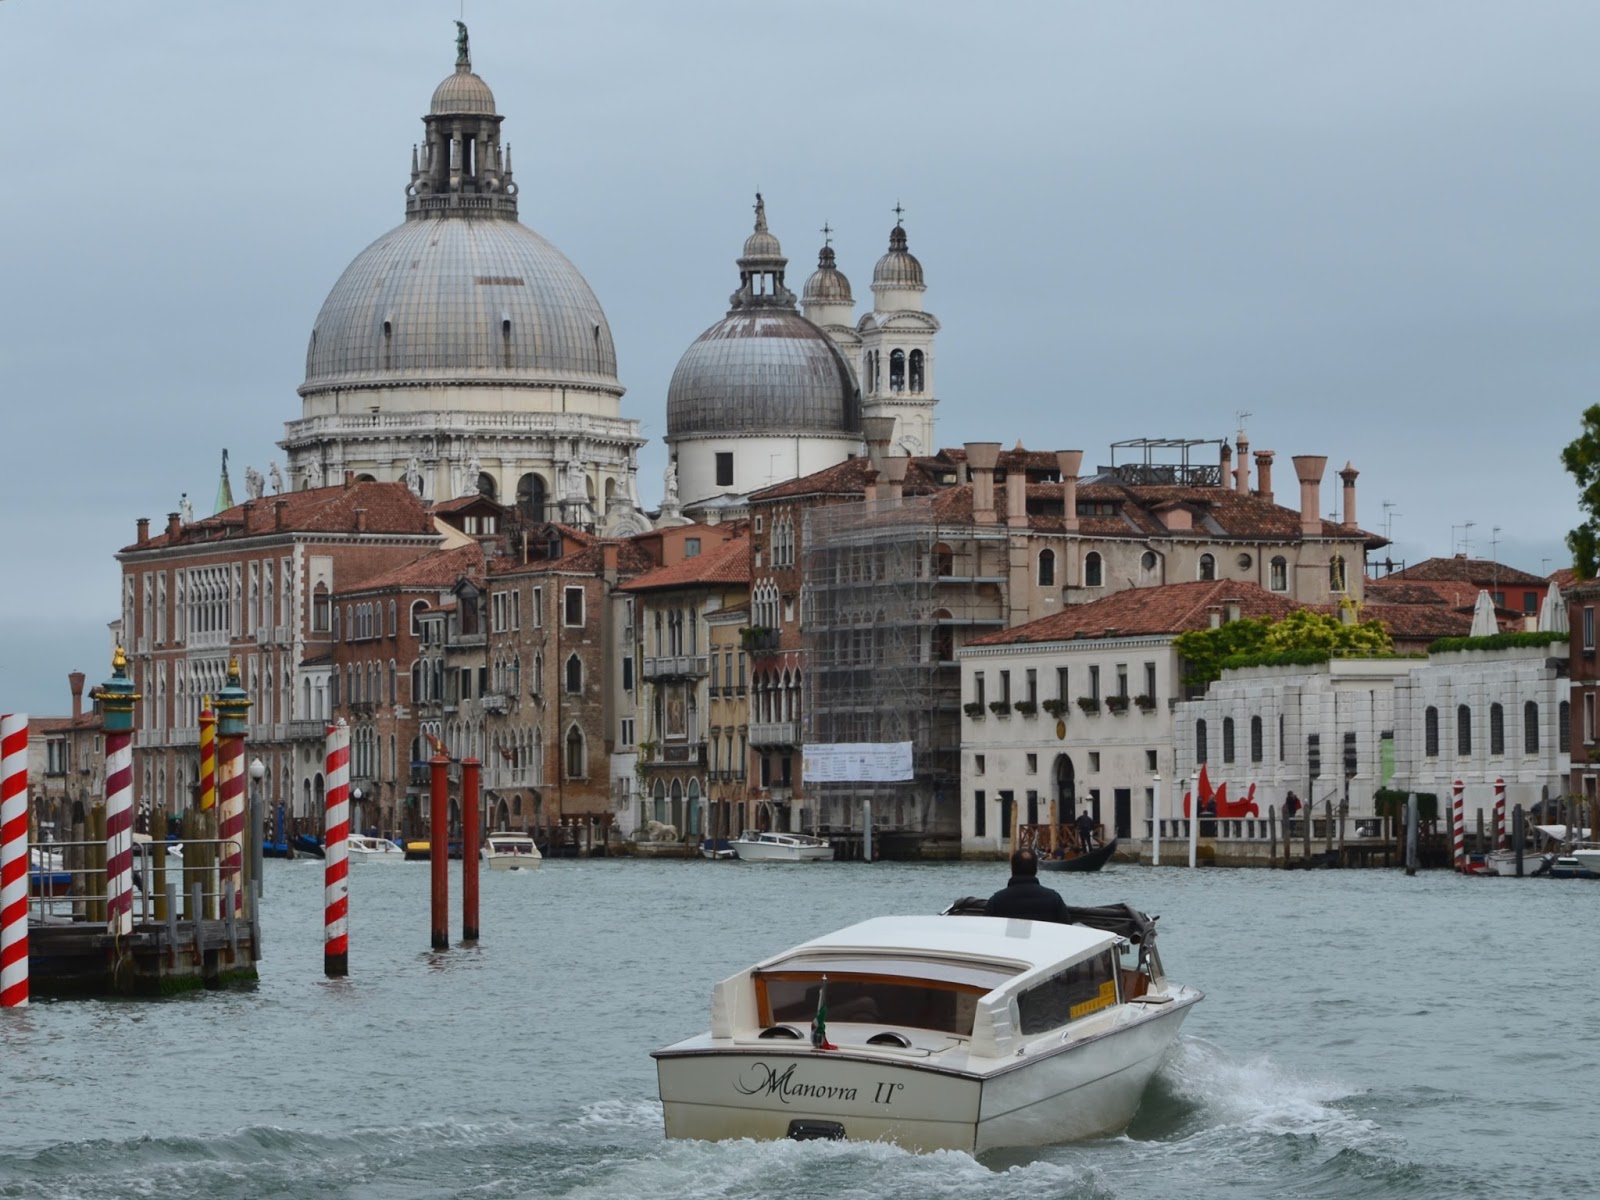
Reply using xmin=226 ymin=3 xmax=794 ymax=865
xmin=403 ymin=456 xmax=424 ymax=496
xmin=178 ymin=493 xmax=193 ymax=524
xmin=244 ymin=466 xmax=265 ymax=500
xmin=465 ymin=454 xmax=482 ymax=492
xmin=304 ymin=459 xmax=324 ymax=489
xmin=269 ymin=461 xmax=284 ymax=495
xmin=454 ymin=20 xmax=470 ymax=66
xmin=663 ymin=459 xmax=679 ymax=507
xmin=565 ymin=457 xmax=587 ymax=501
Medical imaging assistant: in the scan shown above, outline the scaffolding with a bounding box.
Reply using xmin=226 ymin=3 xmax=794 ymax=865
xmin=801 ymin=496 xmax=1006 ymax=848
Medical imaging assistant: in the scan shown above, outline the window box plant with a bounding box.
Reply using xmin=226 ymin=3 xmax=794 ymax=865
xmin=989 ymin=701 xmax=1012 ymax=717
xmin=1105 ymin=694 xmax=1130 ymax=714
xmin=1076 ymin=696 xmax=1101 ymax=714
xmin=1134 ymin=693 xmax=1157 ymax=712
xmin=962 ymin=701 xmax=986 ymax=719
xmin=1041 ymin=698 xmax=1068 ymax=718
xmin=1013 ymin=700 xmax=1038 ymax=717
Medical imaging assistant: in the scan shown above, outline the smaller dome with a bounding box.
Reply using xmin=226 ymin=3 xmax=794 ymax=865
xmin=872 ymin=224 xmax=925 ymax=289
xmin=803 ymin=245 xmax=853 ymax=306
xmin=743 ymin=228 xmax=783 ymax=259
xmin=431 ymin=66 xmax=497 ymax=115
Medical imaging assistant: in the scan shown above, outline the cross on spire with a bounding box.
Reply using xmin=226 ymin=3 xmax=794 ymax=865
xmin=893 ymin=200 xmax=905 ymax=226
xmin=820 ymin=221 xmax=833 ymax=247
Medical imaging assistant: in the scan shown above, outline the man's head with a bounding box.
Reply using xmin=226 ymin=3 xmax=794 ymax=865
xmin=1010 ymin=848 xmax=1039 ymax=877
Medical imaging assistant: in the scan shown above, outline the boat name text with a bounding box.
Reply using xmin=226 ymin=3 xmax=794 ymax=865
xmin=733 ymin=1062 xmax=903 ymax=1106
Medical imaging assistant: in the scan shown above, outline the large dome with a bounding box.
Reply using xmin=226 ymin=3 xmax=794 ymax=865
xmin=301 ymin=217 xmax=620 ymax=395
xmin=667 ymin=311 xmax=859 ymax=437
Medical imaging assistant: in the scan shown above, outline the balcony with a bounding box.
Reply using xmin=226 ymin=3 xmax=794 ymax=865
xmin=480 ymin=693 xmax=509 ymax=714
xmin=641 ymin=654 xmax=709 ymax=681
xmin=749 ymin=721 xmax=798 ymax=748
xmin=286 ymin=720 xmax=326 ymax=740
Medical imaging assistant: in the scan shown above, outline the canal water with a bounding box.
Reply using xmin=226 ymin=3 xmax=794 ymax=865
xmin=0 ymin=857 xmax=1592 ymax=1199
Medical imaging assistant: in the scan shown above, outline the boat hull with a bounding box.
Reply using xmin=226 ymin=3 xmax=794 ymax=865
xmin=484 ymin=853 xmax=541 ymax=871
xmin=655 ymin=993 xmax=1196 ymax=1155
xmin=1571 ymin=848 xmax=1600 ymax=878
xmin=731 ymin=836 xmax=833 ymax=863
xmin=1039 ymin=838 xmax=1118 ymax=873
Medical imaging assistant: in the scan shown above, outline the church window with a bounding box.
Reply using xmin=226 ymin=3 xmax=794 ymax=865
xmin=716 ymin=452 xmax=733 ymax=487
xmin=1270 ymin=556 xmax=1288 ymax=591
xmin=1084 ymin=552 xmax=1104 ymax=588
xmin=1425 ymin=706 xmax=1439 ymax=757
xmin=517 ymin=473 xmax=547 ymax=522
xmin=889 ymin=349 xmax=906 ymax=392
xmin=1199 ymin=553 xmax=1216 ymax=581
xmin=1038 ymin=549 xmax=1055 ymax=587
xmin=1457 ymin=705 xmax=1472 ymax=756
xmin=909 ymin=349 xmax=925 ymax=393
xmin=1524 ymin=701 xmax=1540 ymax=754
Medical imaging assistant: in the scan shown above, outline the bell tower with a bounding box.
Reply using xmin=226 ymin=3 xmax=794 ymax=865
xmin=856 ymin=208 xmax=939 ymax=456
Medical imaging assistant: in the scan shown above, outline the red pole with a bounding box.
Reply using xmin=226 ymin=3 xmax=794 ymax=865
xmin=430 ymin=754 xmax=449 ymax=950
xmin=462 ymin=758 xmax=480 ymax=943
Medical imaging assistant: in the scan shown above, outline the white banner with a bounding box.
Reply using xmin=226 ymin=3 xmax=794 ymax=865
xmin=802 ymin=742 xmax=914 ymax=783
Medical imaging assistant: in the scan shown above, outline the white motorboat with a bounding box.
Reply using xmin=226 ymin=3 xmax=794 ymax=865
xmin=1571 ymin=847 xmax=1600 ymax=877
xmin=345 ymin=834 xmax=406 ymax=863
xmin=731 ymin=830 xmax=833 ymax=863
xmin=482 ymin=831 xmax=542 ymax=871
xmin=652 ymin=900 xmax=1201 ymax=1155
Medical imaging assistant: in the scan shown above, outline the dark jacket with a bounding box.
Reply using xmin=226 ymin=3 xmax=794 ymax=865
xmin=984 ymin=875 xmax=1072 ymax=923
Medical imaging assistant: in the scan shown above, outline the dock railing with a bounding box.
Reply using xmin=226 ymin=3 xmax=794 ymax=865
xmin=29 ymin=837 xmax=252 ymax=926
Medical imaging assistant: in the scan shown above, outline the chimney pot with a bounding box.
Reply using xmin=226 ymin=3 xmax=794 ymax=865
xmin=1338 ymin=461 xmax=1360 ymax=527
xmin=1291 ymin=455 xmax=1328 ymax=538
xmin=1006 ymin=462 xmax=1027 ymax=528
xmin=136 ymin=517 xmax=150 ymax=545
xmin=344 ymin=471 xmax=355 ymax=489
xmin=1254 ymin=450 xmax=1275 ymax=503
xmin=1235 ymin=433 xmax=1250 ymax=495
xmin=965 ymin=442 xmax=1002 ymax=525
xmin=69 ymin=671 xmax=86 ymax=720
xmin=274 ymin=498 xmax=289 ymax=532
xmin=166 ymin=512 xmax=181 ymax=539
xmin=1056 ymin=450 xmax=1083 ymax=532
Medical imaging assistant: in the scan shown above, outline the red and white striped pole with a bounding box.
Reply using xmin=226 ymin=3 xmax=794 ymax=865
xmin=1452 ymin=779 xmax=1465 ymax=872
xmin=214 ymin=660 xmax=252 ymax=916
xmin=1 ymin=713 xmax=29 ymax=1007
xmin=93 ymin=650 xmax=141 ymax=936
xmin=1494 ymin=778 xmax=1507 ymax=852
xmin=324 ymin=719 xmax=350 ymax=977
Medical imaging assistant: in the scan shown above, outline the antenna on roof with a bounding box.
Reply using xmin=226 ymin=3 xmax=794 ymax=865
xmin=1382 ymin=500 xmax=1399 ymax=543
xmin=1233 ymin=409 xmax=1252 ymax=437
xmin=1452 ymin=520 xmax=1476 ymax=557
xmin=1491 ymin=526 xmax=1501 ymax=588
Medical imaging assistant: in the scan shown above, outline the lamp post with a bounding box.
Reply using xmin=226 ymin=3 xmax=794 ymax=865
xmin=1151 ymin=772 xmax=1161 ymax=866
xmin=352 ymin=786 xmax=364 ymax=838
xmin=249 ymin=757 xmax=265 ymax=900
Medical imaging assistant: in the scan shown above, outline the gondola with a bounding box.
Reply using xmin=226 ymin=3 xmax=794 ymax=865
xmin=1039 ymin=837 xmax=1117 ymax=872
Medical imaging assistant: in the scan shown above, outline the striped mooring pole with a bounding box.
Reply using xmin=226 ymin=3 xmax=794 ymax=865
xmin=324 ymin=719 xmax=350 ymax=977
xmin=1452 ymin=779 xmax=1465 ymax=871
xmin=94 ymin=649 xmax=141 ymax=936
xmin=1 ymin=713 xmax=29 ymax=1007
xmin=214 ymin=658 xmax=252 ymax=915
xmin=1494 ymin=778 xmax=1507 ymax=852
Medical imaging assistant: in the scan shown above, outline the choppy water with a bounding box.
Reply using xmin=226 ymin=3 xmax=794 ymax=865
xmin=1 ymin=857 xmax=1593 ymax=1199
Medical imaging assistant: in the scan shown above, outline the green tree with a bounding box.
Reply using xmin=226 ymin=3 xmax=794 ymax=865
xmin=1560 ymin=403 xmax=1600 ymax=579
xmin=1174 ymin=609 xmax=1392 ymax=689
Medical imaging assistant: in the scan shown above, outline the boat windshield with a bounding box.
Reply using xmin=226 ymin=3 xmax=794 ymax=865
xmin=757 ymin=969 xmax=996 ymax=1037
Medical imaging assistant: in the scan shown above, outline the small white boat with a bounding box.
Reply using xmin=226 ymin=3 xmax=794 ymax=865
xmin=653 ymin=900 xmax=1201 ymax=1155
xmin=731 ymin=830 xmax=833 ymax=863
xmin=345 ymin=834 xmax=406 ymax=863
xmin=482 ymin=830 xmax=542 ymax=871
xmin=1571 ymin=847 xmax=1600 ymax=877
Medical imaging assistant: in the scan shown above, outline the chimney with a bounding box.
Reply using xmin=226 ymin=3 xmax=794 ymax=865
xmin=1005 ymin=456 xmax=1027 ymax=529
xmin=861 ymin=416 xmax=896 ymax=472
xmin=881 ymin=454 xmax=909 ymax=507
xmin=344 ymin=470 xmax=355 ymax=489
xmin=1225 ymin=601 xmax=1241 ymax=624
xmin=1219 ymin=441 xmax=1232 ymax=486
xmin=602 ymin=542 xmax=619 ymax=576
xmin=69 ymin=671 xmax=86 ymax=719
xmin=1254 ymin=450 xmax=1275 ymax=503
xmin=136 ymin=517 xmax=150 ymax=545
xmin=274 ymin=498 xmax=290 ymax=532
xmin=166 ymin=512 xmax=181 ymax=540
xmin=353 ymin=507 xmax=368 ymax=532
xmin=1235 ymin=433 xmax=1250 ymax=495
xmin=1055 ymin=450 xmax=1083 ymax=532
xmin=965 ymin=442 xmax=1002 ymax=525
xmin=1339 ymin=461 xmax=1359 ymax=528
xmin=1291 ymin=455 xmax=1328 ymax=538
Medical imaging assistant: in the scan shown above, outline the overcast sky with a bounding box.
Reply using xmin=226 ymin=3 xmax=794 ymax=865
xmin=2 ymin=1 xmax=1594 ymax=713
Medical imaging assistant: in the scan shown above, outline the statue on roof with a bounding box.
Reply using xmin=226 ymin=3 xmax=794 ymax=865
xmin=269 ymin=461 xmax=284 ymax=495
xmin=454 ymin=20 xmax=470 ymax=67
xmin=178 ymin=493 xmax=193 ymax=525
xmin=403 ymin=455 xmax=424 ymax=497
xmin=244 ymin=466 xmax=265 ymax=501
xmin=663 ymin=458 xmax=679 ymax=508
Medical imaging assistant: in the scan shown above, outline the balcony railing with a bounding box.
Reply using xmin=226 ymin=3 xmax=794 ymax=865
xmin=642 ymin=654 xmax=710 ymax=681
xmin=748 ymin=721 xmax=798 ymax=748
xmin=480 ymin=693 xmax=509 ymax=714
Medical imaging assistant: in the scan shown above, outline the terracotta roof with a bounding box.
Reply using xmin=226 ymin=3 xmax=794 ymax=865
xmin=1352 ymin=602 xmax=1472 ymax=642
xmin=430 ymin=494 xmax=504 ymax=515
xmin=349 ymin=543 xmax=485 ymax=593
xmin=1549 ymin=566 xmax=1578 ymax=591
xmin=124 ymin=482 xmax=436 ymax=552
xmin=618 ymin=536 xmax=750 ymax=592
xmin=1386 ymin=555 xmax=1546 ymax=586
xmin=1363 ymin=579 xmax=1451 ymax=606
xmin=749 ymin=455 xmax=945 ymax=503
xmin=968 ymin=580 xmax=1300 ymax=646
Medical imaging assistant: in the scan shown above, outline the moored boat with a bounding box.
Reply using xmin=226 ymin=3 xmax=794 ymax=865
xmin=700 ymin=838 xmax=736 ymax=860
xmin=652 ymin=899 xmax=1200 ymax=1155
xmin=345 ymin=833 xmax=405 ymax=863
xmin=730 ymin=830 xmax=834 ymax=863
xmin=483 ymin=830 xmax=542 ymax=870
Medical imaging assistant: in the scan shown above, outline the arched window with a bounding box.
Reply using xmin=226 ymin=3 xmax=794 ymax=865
xmin=1198 ymin=553 xmax=1216 ymax=581
xmin=908 ymin=349 xmax=925 ymax=392
xmin=1270 ymin=556 xmax=1288 ymax=592
xmin=1329 ymin=555 xmax=1347 ymax=592
xmin=1195 ymin=719 xmax=1208 ymax=764
xmin=1250 ymin=715 xmax=1263 ymax=762
xmin=312 ymin=583 xmax=330 ymax=632
xmin=1038 ymin=549 xmax=1056 ymax=587
xmin=1489 ymin=703 xmax=1505 ymax=755
xmin=889 ymin=348 xmax=906 ymax=392
xmin=565 ymin=725 xmax=585 ymax=778
xmin=1425 ymin=706 xmax=1439 ymax=757
xmin=1559 ymin=700 xmax=1571 ymax=753
xmin=1457 ymin=704 xmax=1472 ymax=756
xmin=1524 ymin=701 xmax=1540 ymax=754
xmin=1084 ymin=552 xmax=1103 ymax=588
xmin=565 ymin=654 xmax=583 ymax=694
xmin=516 ymin=473 xmax=547 ymax=521
xmin=1222 ymin=717 xmax=1235 ymax=764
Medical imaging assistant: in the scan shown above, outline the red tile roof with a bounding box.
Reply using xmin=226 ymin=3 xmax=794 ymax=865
xmin=124 ymin=482 xmax=436 ymax=551
xmin=618 ymin=536 xmax=750 ymax=592
xmin=350 ymin=543 xmax=485 ymax=593
xmin=968 ymin=580 xmax=1300 ymax=645
xmin=1386 ymin=555 xmax=1546 ymax=586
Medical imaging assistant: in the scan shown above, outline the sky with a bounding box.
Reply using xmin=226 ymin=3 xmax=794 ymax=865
xmin=2 ymin=0 xmax=1595 ymax=714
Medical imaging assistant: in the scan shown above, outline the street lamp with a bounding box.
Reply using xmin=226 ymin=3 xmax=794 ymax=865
xmin=249 ymin=758 xmax=265 ymax=898
xmin=352 ymin=786 xmax=364 ymax=837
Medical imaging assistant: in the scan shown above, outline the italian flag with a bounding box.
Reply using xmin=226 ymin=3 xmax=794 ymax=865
xmin=811 ymin=975 xmax=837 ymax=1051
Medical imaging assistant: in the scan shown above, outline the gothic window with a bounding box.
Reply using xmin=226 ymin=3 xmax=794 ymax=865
xmin=1084 ymin=552 xmax=1104 ymax=588
xmin=1425 ymin=706 xmax=1439 ymax=757
xmin=1195 ymin=719 xmax=1208 ymax=764
xmin=889 ymin=349 xmax=906 ymax=392
xmin=1250 ymin=715 xmax=1263 ymax=763
xmin=565 ymin=654 xmax=582 ymax=694
xmin=909 ymin=349 xmax=925 ymax=392
xmin=1038 ymin=549 xmax=1056 ymax=587
xmin=1524 ymin=701 xmax=1539 ymax=754
xmin=565 ymin=725 xmax=585 ymax=778
xmin=1490 ymin=703 xmax=1505 ymax=756
xmin=1457 ymin=704 xmax=1472 ymax=756
xmin=1222 ymin=717 xmax=1235 ymax=764
xmin=1270 ymin=556 xmax=1288 ymax=592
xmin=1199 ymin=553 xmax=1216 ymax=582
